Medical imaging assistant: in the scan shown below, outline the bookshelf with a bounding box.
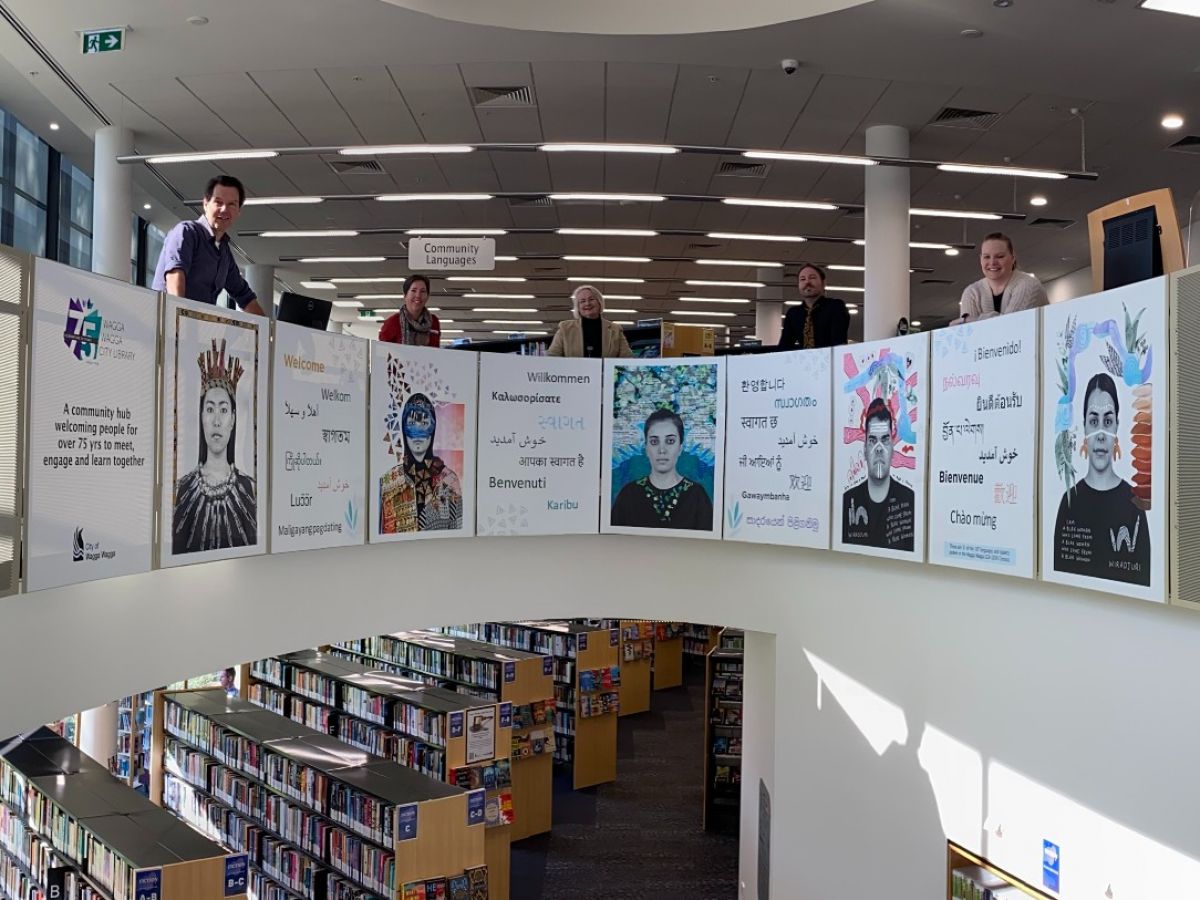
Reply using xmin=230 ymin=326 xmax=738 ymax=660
xmin=1 ymin=726 xmax=240 ymax=900
xmin=702 ymin=629 xmax=743 ymax=834
xmin=109 ymin=693 xmax=156 ymax=795
xmin=246 ymin=651 xmax=511 ymax=900
xmin=617 ymin=622 xmax=653 ymax=717
xmin=652 ymin=623 xmax=686 ymax=691
xmin=682 ymin=624 xmax=721 ymax=658
xmin=947 ymin=843 xmax=1054 ymax=900
xmin=442 ymin=623 xmax=619 ymax=791
xmin=334 ymin=633 xmax=554 ymax=842
xmin=45 ymin=714 xmax=80 ymax=747
xmin=156 ymin=688 xmax=486 ymax=900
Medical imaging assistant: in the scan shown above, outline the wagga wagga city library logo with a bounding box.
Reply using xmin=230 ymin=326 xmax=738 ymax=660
xmin=62 ymin=297 xmax=135 ymax=363
xmin=72 ymin=527 xmax=115 ymax=563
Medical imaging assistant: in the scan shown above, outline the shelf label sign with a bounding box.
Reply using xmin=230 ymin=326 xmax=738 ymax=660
xmin=578 ymin=633 xmax=588 ymax=651
xmin=467 ymin=789 xmax=486 ymax=826
xmin=610 ymin=629 xmax=619 ymax=646
xmin=449 ymin=711 xmax=464 ymax=738
xmin=47 ymin=866 xmax=72 ymax=899
xmin=134 ymin=868 xmax=162 ymax=900
xmin=82 ymin=27 xmax=124 ymax=54
xmin=397 ymin=803 xmax=419 ymax=841
xmin=543 ymin=656 xmax=553 ymax=675
xmin=1043 ymin=839 xmax=1060 ymax=892
xmin=224 ymin=853 xmax=248 ymax=896
xmin=499 ymin=702 xmax=512 ymax=728
xmin=504 ymin=661 xmax=516 ymax=683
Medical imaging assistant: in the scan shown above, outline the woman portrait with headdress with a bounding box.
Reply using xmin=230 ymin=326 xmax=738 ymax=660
xmin=173 ymin=338 xmax=257 ymax=553
xmin=379 ymin=392 xmax=463 ymax=533
xmin=1053 ymin=372 xmax=1150 ymax=585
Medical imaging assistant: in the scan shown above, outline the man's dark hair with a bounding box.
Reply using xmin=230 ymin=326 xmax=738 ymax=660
xmin=644 ymin=407 xmax=684 ymax=442
xmin=204 ymin=175 xmax=246 ymax=206
xmin=864 ymin=397 xmax=893 ymax=434
xmin=403 ymin=273 xmax=431 ymax=295
xmin=796 ymin=262 xmax=827 ymax=283
xmin=1083 ymin=372 xmax=1120 ymax=424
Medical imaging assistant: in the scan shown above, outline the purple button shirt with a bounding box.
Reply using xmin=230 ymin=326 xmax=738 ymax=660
xmin=151 ymin=215 xmax=256 ymax=309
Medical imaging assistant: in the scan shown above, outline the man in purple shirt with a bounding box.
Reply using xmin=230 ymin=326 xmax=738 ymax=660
xmin=152 ymin=175 xmax=265 ymax=315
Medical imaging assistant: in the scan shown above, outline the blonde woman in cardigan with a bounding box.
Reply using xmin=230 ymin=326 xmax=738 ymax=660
xmin=547 ymin=284 xmax=634 ymax=358
xmin=955 ymin=232 xmax=1047 ymax=323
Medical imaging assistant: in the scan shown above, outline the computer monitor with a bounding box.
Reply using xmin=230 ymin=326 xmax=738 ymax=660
xmin=1101 ymin=206 xmax=1163 ymax=291
xmin=277 ymin=292 xmax=332 ymax=331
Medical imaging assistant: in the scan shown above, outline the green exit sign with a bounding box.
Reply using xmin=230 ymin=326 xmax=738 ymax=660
xmin=81 ymin=27 xmax=125 ymax=55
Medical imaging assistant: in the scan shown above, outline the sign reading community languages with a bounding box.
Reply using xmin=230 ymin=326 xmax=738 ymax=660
xmin=602 ymin=358 xmax=726 ymax=540
xmin=1040 ymin=277 xmax=1167 ymax=602
xmin=832 ymin=332 xmax=929 ymax=562
xmin=25 ymin=259 xmax=158 ymax=591
xmin=724 ymin=349 xmax=832 ymax=548
xmin=928 ymin=310 xmax=1038 ymax=578
xmin=369 ymin=343 xmax=478 ymax=542
xmin=160 ymin=296 xmax=269 ymax=568
xmin=270 ymin=322 xmax=368 ymax=553
xmin=408 ymin=236 xmax=495 ymax=271
xmin=477 ymin=355 xmax=602 ymax=535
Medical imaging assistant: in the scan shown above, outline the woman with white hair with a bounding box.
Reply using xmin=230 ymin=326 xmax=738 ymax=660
xmin=546 ymin=284 xmax=634 ymax=358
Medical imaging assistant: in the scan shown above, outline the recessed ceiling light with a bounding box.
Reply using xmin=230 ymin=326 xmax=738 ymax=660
xmin=1162 ymin=113 xmax=1185 ymax=129
xmin=300 ymin=281 xmax=335 ymax=290
xmin=1139 ymin=1 xmax=1200 ymax=19
xmin=186 ymin=15 xmax=209 ymax=25
xmin=341 ymin=144 xmax=474 ymax=155
xmin=49 ymin=122 xmax=60 ymax=131
xmin=945 ymin=248 xmax=960 ymax=257
xmin=848 ymin=308 xmax=860 ymax=315
xmin=721 ymin=198 xmax=839 ymax=211
xmin=993 ymin=0 xmax=1013 ymax=8
xmin=960 ymin=28 xmax=984 ymax=38
xmin=540 ymin=143 xmax=678 ymax=155
xmin=911 ymin=320 xmax=922 ymax=327
xmin=143 ymin=203 xmax=152 ymax=210
xmin=1030 ymin=195 xmax=1048 ymax=207
xmin=333 ymin=300 xmax=364 ymax=308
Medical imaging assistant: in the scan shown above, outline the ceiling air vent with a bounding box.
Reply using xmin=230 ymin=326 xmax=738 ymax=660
xmin=471 ymin=85 xmax=535 ymax=108
xmin=929 ymin=106 xmax=1002 ymax=130
xmin=921 ymin=278 xmax=955 ymax=285
xmin=326 ymin=158 xmax=387 ymax=175
xmin=507 ymin=196 xmax=554 ymax=208
xmin=1166 ymin=135 xmax=1200 ymax=154
xmin=716 ymin=160 xmax=770 ymax=178
xmin=686 ymin=242 xmax=721 ymax=250
xmin=1028 ymin=217 xmax=1076 ymax=230
xmin=533 ymin=265 xmax=563 ymax=272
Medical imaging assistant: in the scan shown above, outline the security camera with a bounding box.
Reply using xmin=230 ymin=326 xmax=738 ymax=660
xmin=781 ymin=59 xmax=799 ymax=75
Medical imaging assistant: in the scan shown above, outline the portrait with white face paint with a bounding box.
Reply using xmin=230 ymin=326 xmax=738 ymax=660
xmin=841 ymin=398 xmax=915 ymax=551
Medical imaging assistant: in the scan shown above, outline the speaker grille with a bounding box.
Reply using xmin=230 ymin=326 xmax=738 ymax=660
xmin=0 ymin=247 xmax=28 ymax=597
xmin=1172 ymin=265 xmax=1200 ymax=606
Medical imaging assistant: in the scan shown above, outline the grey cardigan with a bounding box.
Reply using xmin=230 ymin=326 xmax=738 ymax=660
xmin=958 ymin=271 xmax=1048 ymax=321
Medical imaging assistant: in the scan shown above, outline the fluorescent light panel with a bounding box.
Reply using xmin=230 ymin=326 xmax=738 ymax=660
xmin=550 ymin=193 xmax=665 ymax=202
xmin=562 ymin=255 xmax=653 ymax=263
xmin=604 ymin=295 xmax=643 ymax=301
xmin=680 ymin=298 xmax=752 ymax=304
xmin=722 ymin=197 xmax=838 ymax=211
xmin=300 ymin=281 xmax=335 ymax=290
xmin=540 ymin=143 xmax=677 ymax=154
xmin=333 ymin=300 xmax=364 ymax=308
xmin=472 ymin=307 xmax=538 ymax=313
xmin=828 ymin=264 xmax=865 ymax=272
xmin=852 ymin=240 xmax=951 ymax=250
xmin=463 ymin=294 xmax=537 ymax=300
xmin=378 ymin=193 xmax=493 ymax=201
xmin=1139 ymin=1 xmax=1200 ymax=17
xmin=828 ymin=286 xmax=865 ymax=293
xmin=340 ymin=144 xmax=473 ymax=155
xmin=484 ymin=319 xmax=544 ymax=325
xmin=354 ymin=294 xmax=405 ymax=300
xmin=672 ymin=310 xmax=737 ymax=317
xmin=696 ymin=259 xmax=783 ymax=268
xmin=557 ymin=228 xmax=658 ymax=237
xmin=244 ymin=196 xmax=323 ymax=206
xmin=685 ymin=279 xmax=764 ymax=288
xmin=910 ymin=207 xmax=1002 ymax=220
xmin=936 ymin=163 xmax=1068 ymax=180
xmin=605 ymin=308 xmax=638 ymax=314
xmin=744 ymin=150 xmax=876 ymax=167
xmin=259 ymin=230 xmax=358 ymax=238
xmin=447 ymin=276 xmax=527 ymax=282
xmin=707 ymin=232 xmax=806 ymax=243
xmin=566 ymin=276 xmax=645 ymax=284
xmin=146 ymin=150 xmax=278 ymax=164
xmin=299 ymin=256 xmax=386 ymax=263
xmin=329 ymin=277 xmax=409 ymax=284
xmin=405 ymin=228 xmax=507 ymax=235
xmin=494 ymin=330 xmax=548 ymax=335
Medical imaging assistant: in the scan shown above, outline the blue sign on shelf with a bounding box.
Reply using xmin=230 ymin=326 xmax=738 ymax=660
xmin=134 ymin=868 xmax=162 ymax=900
xmin=543 ymin=656 xmax=552 ymax=675
xmin=499 ymin=702 xmax=512 ymax=728
xmin=397 ymin=803 xmax=419 ymax=841
xmin=504 ymin=661 xmax=516 ymax=683
xmin=224 ymin=853 xmax=249 ymax=896
xmin=467 ymin=789 xmax=486 ymax=826
xmin=449 ymin=711 xmax=464 ymax=738
xmin=610 ymin=629 xmax=618 ymax=646
xmin=578 ymin=633 xmax=588 ymax=651
xmin=1042 ymin=839 xmax=1060 ymax=893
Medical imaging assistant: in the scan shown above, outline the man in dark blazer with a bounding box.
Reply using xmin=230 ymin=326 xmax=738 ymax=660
xmin=777 ymin=262 xmax=850 ymax=350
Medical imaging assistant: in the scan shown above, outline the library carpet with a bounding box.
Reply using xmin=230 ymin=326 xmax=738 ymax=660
xmin=511 ymin=665 xmax=739 ymax=899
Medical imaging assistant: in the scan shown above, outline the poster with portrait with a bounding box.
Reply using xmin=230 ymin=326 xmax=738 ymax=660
xmin=601 ymin=358 xmax=725 ymax=539
xmin=369 ymin=343 xmax=477 ymax=542
xmin=1040 ymin=278 xmax=1167 ymax=602
xmin=25 ymin=260 xmax=158 ymax=591
xmin=928 ymin=310 xmax=1038 ymax=578
xmin=723 ymin=350 xmax=832 ymax=548
xmin=159 ymin=296 xmax=269 ymax=568
xmin=270 ymin=323 xmax=368 ymax=553
xmin=476 ymin=355 xmax=602 ymax=536
xmin=832 ymin=333 xmax=928 ymax=562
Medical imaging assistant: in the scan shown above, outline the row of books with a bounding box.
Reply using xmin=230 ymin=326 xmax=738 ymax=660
xmin=0 ymin=792 xmax=120 ymax=900
xmin=622 ymin=639 xmax=653 ymax=662
xmin=579 ymin=693 xmax=619 ymax=718
xmin=402 ymin=863 xmax=488 ymax=900
xmin=950 ymin=865 xmax=1020 ymax=900
xmin=511 ymin=729 xmax=554 ymax=759
xmin=509 ymin=699 xmax=554 ymax=731
xmin=712 ymin=736 xmax=743 ymax=757
xmin=621 ymin=622 xmax=655 ymax=642
xmin=445 ymin=624 xmax=574 ymax=660
xmin=449 ymin=760 xmax=511 ymax=792
xmin=711 ymin=675 xmax=743 ymax=701
xmin=292 ymin=670 xmax=338 ymax=707
xmin=578 ymin=666 xmax=620 ymax=692
xmin=252 ymin=659 xmax=288 ymax=689
xmin=711 ymin=703 xmax=743 ymax=727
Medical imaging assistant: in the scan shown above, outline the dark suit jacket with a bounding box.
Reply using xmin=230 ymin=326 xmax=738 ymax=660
xmin=778 ymin=295 xmax=850 ymax=349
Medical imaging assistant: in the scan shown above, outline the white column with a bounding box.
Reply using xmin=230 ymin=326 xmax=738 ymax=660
xmin=863 ymin=125 xmax=910 ymax=342
xmin=92 ymin=126 xmax=134 ymax=281
xmin=79 ymin=702 xmax=118 ymax=769
xmin=246 ymin=264 xmax=276 ymax=316
xmin=754 ymin=266 xmax=784 ymax=345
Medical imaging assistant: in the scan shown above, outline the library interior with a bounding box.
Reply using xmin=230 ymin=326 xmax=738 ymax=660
xmin=2 ymin=1 xmax=1200 ymax=899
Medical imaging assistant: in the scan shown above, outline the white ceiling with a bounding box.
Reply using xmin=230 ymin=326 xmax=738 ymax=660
xmin=1 ymin=0 xmax=1199 ymax=342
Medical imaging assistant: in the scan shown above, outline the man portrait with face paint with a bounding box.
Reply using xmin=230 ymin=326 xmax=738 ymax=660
xmin=611 ymin=407 xmax=713 ymax=530
xmin=841 ymin=397 xmax=915 ymax=551
xmin=1053 ymin=372 xmax=1150 ymax=585
xmin=379 ymin=392 xmax=463 ymax=533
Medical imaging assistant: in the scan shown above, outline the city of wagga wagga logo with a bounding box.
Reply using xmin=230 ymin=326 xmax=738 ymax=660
xmin=72 ymin=526 xmax=115 ymax=562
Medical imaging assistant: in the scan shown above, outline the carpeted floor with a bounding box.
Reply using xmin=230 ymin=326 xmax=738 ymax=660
xmin=510 ymin=663 xmax=740 ymax=899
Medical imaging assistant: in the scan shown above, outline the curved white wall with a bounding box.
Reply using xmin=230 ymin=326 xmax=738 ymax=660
xmin=3 ymin=535 xmax=1200 ymax=897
